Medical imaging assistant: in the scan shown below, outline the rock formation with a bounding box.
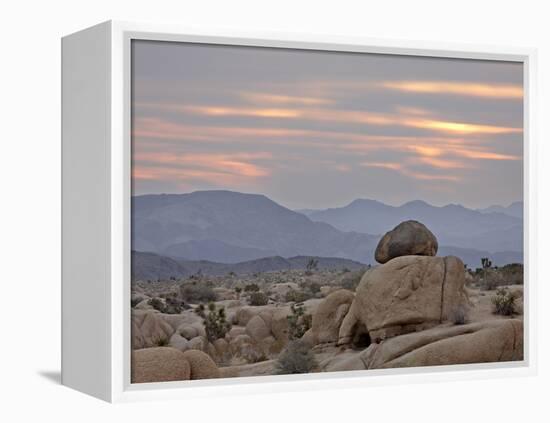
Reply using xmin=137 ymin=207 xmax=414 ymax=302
xmin=131 ymin=347 xmax=191 ymax=383
xmin=375 ymin=220 xmax=438 ymax=264
xmin=338 ymin=255 xmax=469 ymax=344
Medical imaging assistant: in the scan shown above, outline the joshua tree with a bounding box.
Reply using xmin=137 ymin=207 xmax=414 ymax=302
xmin=481 ymin=257 xmax=493 ymax=289
xmin=195 ymin=302 xmax=232 ymax=343
xmin=306 ymin=258 xmax=319 ymax=272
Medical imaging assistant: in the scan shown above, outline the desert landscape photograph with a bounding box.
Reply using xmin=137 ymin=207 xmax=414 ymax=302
xmin=130 ymin=40 xmax=524 ymax=384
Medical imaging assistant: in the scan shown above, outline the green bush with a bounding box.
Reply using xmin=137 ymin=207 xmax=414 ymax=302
xmin=275 ymin=340 xmax=317 ymax=375
xmin=244 ymin=283 xmax=260 ymax=292
xmin=249 ymin=291 xmax=269 ymax=306
xmin=180 ymin=281 xmax=217 ymax=303
xmin=287 ymin=303 xmax=312 ymax=340
xmin=449 ymin=304 xmax=469 ymax=325
xmin=284 ymin=289 xmax=310 ymax=303
xmin=195 ymin=302 xmax=232 ymax=342
xmin=492 ymin=288 xmax=516 ymax=316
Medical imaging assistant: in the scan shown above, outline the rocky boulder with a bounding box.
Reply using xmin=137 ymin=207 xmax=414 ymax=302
xmin=246 ymin=315 xmax=271 ymax=342
xmin=362 ymin=319 xmax=524 ymax=368
xmin=131 ymin=310 xmax=175 ymax=349
xmin=338 ymin=255 xmax=468 ymax=345
xmin=310 ymin=289 xmax=355 ymax=344
xmin=182 ymin=349 xmax=220 ymax=379
xmin=131 ymin=347 xmax=190 ymax=383
xmin=375 ymin=220 xmax=438 ymax=264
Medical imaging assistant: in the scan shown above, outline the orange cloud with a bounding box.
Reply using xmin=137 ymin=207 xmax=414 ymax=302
xmin=382 ymin=81 xmax=523 ymax=99
xmin=134 ymin=151 xmax=271 ymax=186
xmin=182 ymin=105 xmax=301 ymax=118
xmin=404 ymin=118 xmax=522 ymax=135
xmin=417 ymin=157 xmax=468 ymax=169
xmin=170 ymin=103 xmax=521 ymax=136
xmin=361 ymin=162 xmax=403 ymax=171
xmin=240 ymin=92 xmax=332 ymax=106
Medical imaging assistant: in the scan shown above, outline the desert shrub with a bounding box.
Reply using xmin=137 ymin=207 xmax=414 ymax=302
xmin=153 ymin=336 xmax=169 ymax=347
xmin=500 ymin=263 xmax=524 ymax=285
xmin=195 ymin=302 xmax=232 ymax=342
xmin=299 ymin=280 xmax=321 ymax=296
xmin=275 ymin=340 xmax=317 ymax=375
xmin=479 ymin=268 xmax=504 ymax=290
xmin=180 ymin=281 xmax=217 ymax=303
xmin=244 ymin=283 xmax=260 ymax=292
xmin=147 ymin=297 xmax=165 ymax=312
xmin=285 ymin=289 xmax=311 ymax=303
xmin=287 ymin=303 xmax=312 ymax=340
xmin=163 ymin=297 xmax=187 ymax=314
xmin=492 ymin=288 xmax=517 ymax=316
xmin=249 ymin=291 xmax=269 ymax=306
xmin=449 ymin=304 xmax=469 ymax=325
xmin=241 ymin=346 xmax=268 ymax=364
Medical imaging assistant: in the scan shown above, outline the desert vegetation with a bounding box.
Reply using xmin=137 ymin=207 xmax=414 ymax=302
xmin=130 ymin=220 xmax=524 ymax=384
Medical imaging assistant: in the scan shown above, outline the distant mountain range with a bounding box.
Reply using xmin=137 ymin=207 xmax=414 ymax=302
xmin=303 ymin=199 xmax=523 ymax=253
xmin=132 ymin=251 xmax=368 ymax=281
xmin=132 ymin=191 xmax=379 ymax=264
xmin=477 ymin=201 xmax=523 ymax=219
xmin=132 ymin=190 xmax=523 ymax=269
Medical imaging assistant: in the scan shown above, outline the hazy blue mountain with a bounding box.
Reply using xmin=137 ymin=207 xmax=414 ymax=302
xmin=477 ymin=201 xmax=523 ymax=219
xmin=131 ymin=251 xmax=368 ymax=280
xmin=132 ymin=191 xmax=379 ymax=264
xmin=132 ymin=191 xmax=522 ymax=269
xmin=437 ymin=246 xmax=522 ymax=269
xmin=306 ymin=199 xmax=522 ymax=253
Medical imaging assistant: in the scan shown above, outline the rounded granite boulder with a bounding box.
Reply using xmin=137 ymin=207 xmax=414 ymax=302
xmin=375 ymin=220 xmax=438 ymax=264
xmin=131 ymin=347 xmax=191 ymax=384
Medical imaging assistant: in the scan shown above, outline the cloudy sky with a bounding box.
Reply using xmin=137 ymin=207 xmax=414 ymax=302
xmin=132 ymin=40 xmax=523 ymax=210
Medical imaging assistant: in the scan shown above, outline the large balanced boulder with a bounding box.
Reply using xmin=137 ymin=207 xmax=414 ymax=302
xmin=310 ymin=289 xmax=355 ymax=344
xmin=375 ymin=220 xmax=438 ymax=264
xmin=131 ymin=347 xmax=191 ymax=383
xmin=182 ymin=349 xmax=220 ymax=379
xmin=362 ymin=319 xmax=523 ymax=369
xmin=338 ymin=255 xmax=468 ymax=344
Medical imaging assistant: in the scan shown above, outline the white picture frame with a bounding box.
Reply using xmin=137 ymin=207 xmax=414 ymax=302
xmin=61 ymin=20 xmax=538 ymax=403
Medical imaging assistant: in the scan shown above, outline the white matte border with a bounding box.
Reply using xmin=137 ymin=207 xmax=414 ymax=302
xmin=109 ymin=20 xmax=537 ymax=403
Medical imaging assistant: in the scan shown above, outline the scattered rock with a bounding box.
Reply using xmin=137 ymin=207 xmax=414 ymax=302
xmin=246 ymin=315 xmax=271 ymax=342
xmin=182 ymin=349 xmax=220 ymax=379
xmin=131 ymin=310 xmax=175 ymax=349
xmin=131 ymin=347 xmax=190 ymax=383
xmin=375 ymin=220 xmax=438 ymax=264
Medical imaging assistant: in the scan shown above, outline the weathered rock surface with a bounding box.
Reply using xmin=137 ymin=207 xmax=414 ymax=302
xmin=182 ymin=349 xmax=220 ymax=379
xmin=375 ymin=220 xmax=438 ymax=264
xmin=219 ymin=360 xmax=276 ymax=378
xmin=131 ymin=310 xmax=175 ymax=349
xmin=362 ymin=319 xmax=523 ymax=368
xmin=246 ymin=315 xmax=271 ymax=342
xmin=338 ymin=255 xmax=468 ymax=344
xmin=322 ymin=319 xmax=523 ymax=372
xmin=310 ymin=289 xmax=355 ymax=344
xmin=131 ymin=347 xmax=190 ymax=383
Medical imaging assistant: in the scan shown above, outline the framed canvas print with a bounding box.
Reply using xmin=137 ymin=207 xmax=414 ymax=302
xmin=61 ymin=21 xmax=537 ymax=402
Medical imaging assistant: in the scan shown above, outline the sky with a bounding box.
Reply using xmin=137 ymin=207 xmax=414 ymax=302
xmin=131 ymin=40 xmax=523 ymax=210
